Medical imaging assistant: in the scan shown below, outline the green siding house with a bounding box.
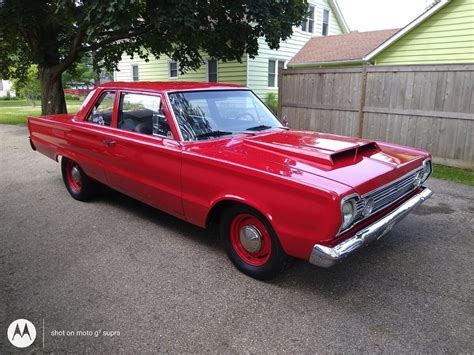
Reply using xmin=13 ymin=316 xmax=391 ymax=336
xmin=370 ymin=0 xmax=474 ymax=65
xmin=114 ymin=0 xmax=348 ymax=100
xmin=289 ymin=0 xmax=474 ymax=68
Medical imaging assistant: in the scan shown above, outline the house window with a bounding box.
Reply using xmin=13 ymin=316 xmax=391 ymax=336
xmin=169 ymin=61 xmax=178 ymax=79
xmin=207 ymin=59 xmax=218 ymax=82
xmin=0 ymin=80 xmax=3 ymax=91
xmin=268 ymin=60 xmax=276 ymax=87
xmin=132 ymin=65 xmax=139 ymax=81
xmin=268 ymin=59 xmax=286 ymax=88
xmin=301 ymin=5 xmax=315 ymax=33
xmin=322 ymin=9 xmax=330 ymax=36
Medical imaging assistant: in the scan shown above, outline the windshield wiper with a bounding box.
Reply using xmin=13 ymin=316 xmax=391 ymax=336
xmin=246 ymin=124 xmax=273 ymax=131
xmin=196 ymin=130 xmax=233 ymax=140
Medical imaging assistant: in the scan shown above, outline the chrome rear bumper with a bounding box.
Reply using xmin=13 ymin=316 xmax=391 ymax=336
xmin=309 ymin=187 xmax=433 ymax=268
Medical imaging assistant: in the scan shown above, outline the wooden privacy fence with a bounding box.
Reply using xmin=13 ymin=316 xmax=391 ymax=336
xmin=278 ymin=64 xmax=474 ymax=169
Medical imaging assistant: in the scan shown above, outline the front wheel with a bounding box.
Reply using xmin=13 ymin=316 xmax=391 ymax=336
xmin=61 ymin=158 xmax=98 ymax=201
xmin=221 ymin=205 xmax=291 ymax=280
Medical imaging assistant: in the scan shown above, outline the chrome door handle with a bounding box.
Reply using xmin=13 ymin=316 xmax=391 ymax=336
xmin=103 ymin=139 xmax=116 ymax=147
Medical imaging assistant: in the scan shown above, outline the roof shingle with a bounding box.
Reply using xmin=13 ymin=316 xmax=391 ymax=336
xmin=289 ymin=29 xmax=400 ymax=66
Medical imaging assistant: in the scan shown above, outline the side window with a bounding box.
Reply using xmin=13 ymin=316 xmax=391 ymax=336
xmin=268 ymin=60 xmax=276 ymax=87
xmin=268 ymin=59 xmax=286 ymax=88
xmin=301 ymin=5 xmax=315 ymax=33
xmin=169 ymin=61 xmax=178 ymax=79
xmin=118 ymin=93 xmax=173 ymax=138
xmin=132 ymin=65 xmax=139 ymax=81
xmin=87 ymin=91 xmax=115 ymax=126
xmin=207 ymin=59 xmax=218 ymax=82
xmin=322 ymin=9 xmax=330 ymax=36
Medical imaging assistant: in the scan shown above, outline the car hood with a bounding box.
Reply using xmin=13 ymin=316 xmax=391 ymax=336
xmin=216 ymin=130 xmax=428 ymax=195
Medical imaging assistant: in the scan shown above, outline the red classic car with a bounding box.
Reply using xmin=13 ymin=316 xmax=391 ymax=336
xmin=28 ymin=82 xmax=433 ymax=279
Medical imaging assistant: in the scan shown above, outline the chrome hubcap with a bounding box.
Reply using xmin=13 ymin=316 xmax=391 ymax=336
xmin=71 ymin=165 xmax=81 ymax=185
xmin=239 ymin=225 xmax=262 ymax=253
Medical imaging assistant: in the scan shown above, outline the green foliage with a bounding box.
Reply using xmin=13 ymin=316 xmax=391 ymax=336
xmin=0 ymin=0 xmax=307 ymax=114
xmin=12 ymin=66 xmax=41 ymax=106
xmin=62 ymin=60 xmax=95 ymax=88
xmin=265 ymin=92 xmax=278 ymax=114
xmin=64 ymin=95 xmax=82 ymax=101
xmin=0 ymin=0 xmax=308 ymax=78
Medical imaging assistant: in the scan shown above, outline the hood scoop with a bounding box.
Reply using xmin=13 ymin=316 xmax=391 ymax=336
xmin=243 ymin=135 xmax=380 ymax=166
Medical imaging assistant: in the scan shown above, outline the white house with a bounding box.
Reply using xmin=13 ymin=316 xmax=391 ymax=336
xmin=0 ymin=79 xmax=15 ymax=98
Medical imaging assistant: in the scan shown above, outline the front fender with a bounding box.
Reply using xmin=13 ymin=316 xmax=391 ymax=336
xmin=181 ymin=153 xmax=347 ymax=260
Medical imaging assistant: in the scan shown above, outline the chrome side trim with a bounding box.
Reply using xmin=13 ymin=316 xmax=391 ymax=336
xmin=164 ymin=92 xmax=184 ymax=142
xmin=309 ymin=187 xmax=433 ymax=268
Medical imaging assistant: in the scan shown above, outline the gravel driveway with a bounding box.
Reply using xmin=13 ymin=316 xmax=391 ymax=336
xmin=1 ymin=124 xmax=473 ymax=353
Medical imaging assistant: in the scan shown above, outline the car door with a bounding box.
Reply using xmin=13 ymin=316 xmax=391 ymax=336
xmin=103 ymin=91 xmax=184 ymax=218
xmin=68 ymin=90 xmax=119 ymax=184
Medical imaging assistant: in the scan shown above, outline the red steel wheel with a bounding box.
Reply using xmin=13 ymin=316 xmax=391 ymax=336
xmin=65 ymin=160 xmax=82 ymax=193
xmin=61 ymin=157 xmax=98 ymax=201
xmin=221 ymin=205 xmax=291 ymax=280
xmin=230 ymin=213 xmax=272 ymax=267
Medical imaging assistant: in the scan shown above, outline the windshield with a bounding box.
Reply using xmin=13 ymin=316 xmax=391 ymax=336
xmin=168 ymin=90 xmax=283 ymax=141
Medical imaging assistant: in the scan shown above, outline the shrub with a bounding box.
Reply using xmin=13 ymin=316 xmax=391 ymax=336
xmin=265 ymin=92 xmax=278 ymax=114
xmin=64 ymin=94 xmax=82 ymax=101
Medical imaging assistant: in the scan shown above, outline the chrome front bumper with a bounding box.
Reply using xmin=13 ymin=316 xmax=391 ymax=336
xmin=309 ymin=187 xmax=433 ymax=268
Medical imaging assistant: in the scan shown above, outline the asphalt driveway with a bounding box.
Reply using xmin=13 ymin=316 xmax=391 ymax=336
xmin=1 ymin=124 xmax=473 ymax=353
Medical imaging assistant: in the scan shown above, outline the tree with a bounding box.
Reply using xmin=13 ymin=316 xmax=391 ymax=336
xmin=12 ymin=65 xmax=41 ymax=106
xmin=0 ymin=0 xmax=307 ymax=115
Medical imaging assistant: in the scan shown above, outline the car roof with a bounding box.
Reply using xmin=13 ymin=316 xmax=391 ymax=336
xmin=97 ymin=81 xmax=245 ymax=92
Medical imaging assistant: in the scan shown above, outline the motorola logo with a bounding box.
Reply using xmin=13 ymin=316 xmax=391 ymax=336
xmin=7 ymin=319 xmax=36 ymax=348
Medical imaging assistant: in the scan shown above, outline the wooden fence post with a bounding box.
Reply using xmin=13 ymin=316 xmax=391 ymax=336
xmin=357 ymin=64 xmax=368 ymax=138
xmin=277 ymin=69 xmax=283 ymax=119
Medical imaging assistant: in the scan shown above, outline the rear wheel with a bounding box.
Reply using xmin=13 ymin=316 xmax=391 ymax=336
xmin=61 ymin=158 xmax=98 ymax=201
xmin=221 ymin=205 xmax=291 ymax=280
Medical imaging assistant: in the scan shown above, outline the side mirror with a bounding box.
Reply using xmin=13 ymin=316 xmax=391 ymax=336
xmin=282 ymin=114 xmax=289 ymax=127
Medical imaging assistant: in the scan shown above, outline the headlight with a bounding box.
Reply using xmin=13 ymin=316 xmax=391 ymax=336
xmin=341 ymin=199 xmax=356 ymax=230
xmin=421 ymin=159 xmax=432 ymax=182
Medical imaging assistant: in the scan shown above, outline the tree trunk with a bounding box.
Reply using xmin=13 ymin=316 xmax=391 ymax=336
xmin=39 ymin=66 xmax=67 ymax=115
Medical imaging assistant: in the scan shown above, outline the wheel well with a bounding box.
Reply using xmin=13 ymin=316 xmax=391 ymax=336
xmin=206 ymin=200 xmax=260 ymax=228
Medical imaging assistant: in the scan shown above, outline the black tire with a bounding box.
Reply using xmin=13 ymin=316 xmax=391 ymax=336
xmin=61 ymin=157 xmax=98 ymax=201
xmin=220 ymin=204 xmax=291 ymax=280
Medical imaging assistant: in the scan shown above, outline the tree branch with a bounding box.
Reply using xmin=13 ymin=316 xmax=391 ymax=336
xmin=56 ymin=25 xmax=87 ymax=74
xmin=82 ymin=24 xmax=153 ymax=53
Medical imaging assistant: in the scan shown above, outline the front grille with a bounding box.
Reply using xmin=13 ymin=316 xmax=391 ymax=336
xmin=355 ymin=199 xmax=365 ymax=219
xmin=363 ymin=169 xmax=422 ymax=214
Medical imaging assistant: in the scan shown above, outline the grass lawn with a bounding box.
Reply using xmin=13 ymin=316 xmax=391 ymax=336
xmin=432 ymin=164 xmax=474 ymax=186
xmin=0 ymin=99 xmax=82 ymax=125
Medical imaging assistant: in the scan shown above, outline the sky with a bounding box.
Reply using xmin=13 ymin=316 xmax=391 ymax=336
xmin=337 ymin=0 xmax=434 ymax=32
